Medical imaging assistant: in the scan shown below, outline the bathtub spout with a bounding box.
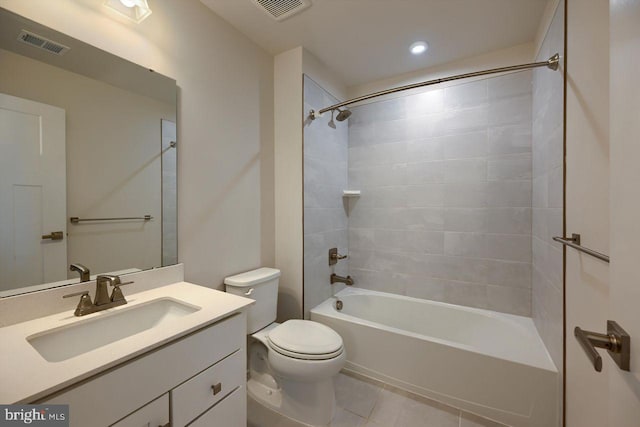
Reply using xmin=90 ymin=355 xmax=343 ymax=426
xmin=331 ymin=273 xmax=354 ymax=286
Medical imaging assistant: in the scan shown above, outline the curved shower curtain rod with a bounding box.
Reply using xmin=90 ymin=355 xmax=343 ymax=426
xmin=308 ymin=53 xmax=560 ymax=121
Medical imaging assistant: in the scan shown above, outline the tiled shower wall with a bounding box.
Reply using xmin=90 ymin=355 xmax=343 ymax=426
xmin=303 ymin=76 xmax=349 ymax=318
xmin=348 ymin=72 xmax=534 ymax=316
xmin=532 ymin=0 xmax=565 ymax=376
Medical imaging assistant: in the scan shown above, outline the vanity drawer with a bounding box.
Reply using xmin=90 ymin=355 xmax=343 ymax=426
xmin=111 ymin=393 xmax=169 ymax=427
xmin=172 ymin=349 xmax=244 ymax=427
xmin=187 ymin=386 xmax=245 ymax=427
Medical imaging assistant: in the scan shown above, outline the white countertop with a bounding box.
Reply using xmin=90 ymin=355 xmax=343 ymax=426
xmin=0 ymin=282 xmax=253 ymax=404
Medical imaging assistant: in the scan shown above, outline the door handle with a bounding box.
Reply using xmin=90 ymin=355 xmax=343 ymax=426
xmin=574 ymin=320 xmax=630 ymax=372
xmin=42 ymin=231 xmax=64 ymax=240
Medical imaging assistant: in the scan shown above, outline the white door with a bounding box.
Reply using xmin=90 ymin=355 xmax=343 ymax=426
xmin=608 ymin=0 xmax=640 ymax=424
xmin=0 ymin=93 xmax=66 ymax=292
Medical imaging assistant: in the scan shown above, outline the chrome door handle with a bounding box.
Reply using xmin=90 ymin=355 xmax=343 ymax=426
xmin=42 ymin=231 xmax=64 ymax=240
xmin=574 ymin=320 xmax=630 ymax=372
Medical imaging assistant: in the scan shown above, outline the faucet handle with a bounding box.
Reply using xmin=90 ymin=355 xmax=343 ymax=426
xmin=110 ymin=280 xmax=133 ymax=303
xmin=110 ymin=280 xmax=134 ymax=287
xmin=329 ymin=248 xmax=348 ymax=265
xmin=63 ymin=290 xmax=90 ymax=299
xmin=63 ymin=290 xmax=93 ymax=316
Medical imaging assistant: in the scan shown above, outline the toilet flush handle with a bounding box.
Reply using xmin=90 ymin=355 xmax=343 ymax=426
xmin=244 ymin=288 xmax=254 ymax=296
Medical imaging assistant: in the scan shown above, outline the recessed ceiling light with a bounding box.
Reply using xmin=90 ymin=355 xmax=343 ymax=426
xmin=104 ymin=0 xmax=152 ymax=23
xmin=410 ymin=41 xmax=428 ymax=55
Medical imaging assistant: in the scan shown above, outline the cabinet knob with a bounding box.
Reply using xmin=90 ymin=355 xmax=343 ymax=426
xmin=211 ymin=382 xmax=222 ymax=395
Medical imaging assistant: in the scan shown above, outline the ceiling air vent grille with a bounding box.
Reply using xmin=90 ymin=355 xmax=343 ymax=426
xmin=254 ymin=0 xmax=311 ymax=22
xmin=17 ymin=30 xmax=70 ymax=56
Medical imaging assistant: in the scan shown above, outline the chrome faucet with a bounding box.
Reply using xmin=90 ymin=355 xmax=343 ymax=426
xmin=69 ymin=263 xmax=90 ymax=282
xmin=330 ymin=273 xmax=354 ymax=286
xmin=63 ymin=274 xmax=134 ymax=316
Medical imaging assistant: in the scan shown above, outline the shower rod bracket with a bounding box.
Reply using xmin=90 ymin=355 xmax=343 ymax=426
xmin=308 ymin=109 xmax=323 ymax=120
xmin=307 ymin=53 xmax=561 ymax=122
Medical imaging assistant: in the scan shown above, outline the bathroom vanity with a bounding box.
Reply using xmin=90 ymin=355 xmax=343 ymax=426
xmin=44 ymin=311 xmax=246 ymax=427
xmin=0 ymin=265 xmax=253 ymax=427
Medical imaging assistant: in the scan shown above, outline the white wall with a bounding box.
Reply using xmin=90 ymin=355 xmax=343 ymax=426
xmin=533 ymin=0 xmax=562 ymax=57
xmin=274 ymin=47 xmax=347 ymax=320
xmin=564 ymin=0 xmax=610 ymax=426
xmin=302 ymin=50 xmax=347 ymax=102
xmin=0 ymin=48 xmax=172 ymax=277
xmin=274 ymin=47 xmax=304 ymax=320
xmin=0 ymin=0 xmax=275 ymax=290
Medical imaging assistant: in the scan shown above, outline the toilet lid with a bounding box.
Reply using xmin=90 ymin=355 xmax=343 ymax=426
xmin=267 ymin=320 xmax=343 ymax=358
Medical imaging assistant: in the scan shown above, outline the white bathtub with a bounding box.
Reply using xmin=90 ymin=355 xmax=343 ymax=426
xmin=311 ymin=288 xmax=558 ymax=427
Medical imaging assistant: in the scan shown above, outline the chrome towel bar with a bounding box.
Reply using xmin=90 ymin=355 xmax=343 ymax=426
xmin=552 ymin=233 xmax=609 ymax=263
xmin=70 ymin=215 xmax=153 ymax=224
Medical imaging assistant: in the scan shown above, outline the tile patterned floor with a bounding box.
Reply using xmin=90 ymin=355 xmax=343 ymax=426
xmin=248 ymin=371 xmax=507 ymax=427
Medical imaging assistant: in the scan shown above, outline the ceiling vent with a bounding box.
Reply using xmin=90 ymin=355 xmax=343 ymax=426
xmin=17 ymin=30 xmax=70 ymax=56
xmin=254 ymin=0 xmax=311 ymax=22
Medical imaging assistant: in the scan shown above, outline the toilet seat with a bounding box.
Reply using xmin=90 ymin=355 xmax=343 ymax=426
xmin=267 ymin=320 xmax=344 ymax=360
xmin=268 ymin=339 xmax=343 ymax=360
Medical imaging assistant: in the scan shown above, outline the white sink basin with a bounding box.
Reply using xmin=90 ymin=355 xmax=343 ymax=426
xmin=27 ymin=298 xmax=200 ymax=362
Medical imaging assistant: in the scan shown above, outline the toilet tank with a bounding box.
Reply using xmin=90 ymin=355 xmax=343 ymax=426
xmin=224 ymin=268 xmax=280 ymax=334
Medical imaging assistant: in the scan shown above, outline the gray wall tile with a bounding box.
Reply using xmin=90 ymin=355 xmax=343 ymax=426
xmin=404 ymin=89 xmax=444 ymax=117
xmin=444 ymin=80 xmax=488 ymax=110
xmin=444 ymin=159 xmax=488 ymax=182
xmin=487 ymin=154 xmax=532 ymax=181
xmin=531 ymin=0 xmax=565 ymax=378
xmin=303 ymin=76 xmax=349 ymax=318
xmin=488 ymin=94 xmax=532 ymax=126
xmin=341 ymin=72 xmax=534 ymax=316
xmin=443 ymin=131 xmax=488 ymax=159
xmin=489 ymin=124 xmax=532 ymax=155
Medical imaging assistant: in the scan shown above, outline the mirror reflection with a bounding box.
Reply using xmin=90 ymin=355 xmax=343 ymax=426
xmin=0 ymin=9 xmax=177 ymax=297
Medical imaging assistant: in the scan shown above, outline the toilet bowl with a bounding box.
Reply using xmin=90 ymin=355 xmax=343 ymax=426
xmin=225 ymin=268 xmax=346 ymax=426
xmin=263 ymin=320 xmax=346 ymax=379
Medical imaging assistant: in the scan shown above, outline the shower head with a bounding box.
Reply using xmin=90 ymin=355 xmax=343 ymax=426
xmin=335 ymin=108 xmax=352 ymax=122
xmin=328 ymin=109 xmax=336 ymax=129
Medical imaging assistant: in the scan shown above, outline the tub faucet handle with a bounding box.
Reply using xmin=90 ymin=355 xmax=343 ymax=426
xmin=329 ymin=248 xmax=348 ymax=265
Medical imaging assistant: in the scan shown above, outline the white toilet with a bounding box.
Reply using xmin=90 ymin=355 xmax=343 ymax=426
xmin=225 ymin=268 xmax=346 ymax=426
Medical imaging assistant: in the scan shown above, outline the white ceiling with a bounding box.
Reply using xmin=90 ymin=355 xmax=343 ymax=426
xmin=199 ymin=0 xmax=549 ymax=87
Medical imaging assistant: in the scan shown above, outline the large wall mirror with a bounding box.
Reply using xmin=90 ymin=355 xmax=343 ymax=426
xmin=0 ymin=8 xmax=178 ymax=297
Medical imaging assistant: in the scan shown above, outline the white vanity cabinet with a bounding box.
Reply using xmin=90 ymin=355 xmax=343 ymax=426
xmin=111 ymin=394 xmax=169 ymax=427
xmin=40 ymin=313 xmax=247 ymax=427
